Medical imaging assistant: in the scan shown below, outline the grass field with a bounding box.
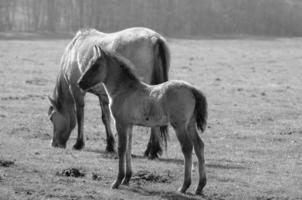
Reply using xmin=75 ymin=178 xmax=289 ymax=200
xmin=0 ymin=36 xmax=302 ymax=200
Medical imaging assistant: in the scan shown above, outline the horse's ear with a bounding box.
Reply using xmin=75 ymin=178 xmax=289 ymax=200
xmin=48 ymin=96 xmax=57 ymax=109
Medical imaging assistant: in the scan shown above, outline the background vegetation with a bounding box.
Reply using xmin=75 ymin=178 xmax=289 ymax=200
xmin=1 ymin=0 xmax=302 ymax=36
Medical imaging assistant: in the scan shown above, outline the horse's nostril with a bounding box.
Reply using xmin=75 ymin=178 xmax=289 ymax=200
xmin=51 ymin=141 xmax=66 ymax=148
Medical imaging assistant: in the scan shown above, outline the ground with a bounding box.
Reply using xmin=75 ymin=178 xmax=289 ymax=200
xmin=0 ymin=36 xmax=301 ymax=200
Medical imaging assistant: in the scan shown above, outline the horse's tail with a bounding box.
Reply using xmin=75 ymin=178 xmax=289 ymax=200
xmin=191 ymin=88 xmax=208 ymax=133
xmin=151 ymin=36 xmax=170 ymax=84
xmin=160 ymin=125 xmax=169 ymax=151
xmin=151 ymin=35 xmax=170 ymax=150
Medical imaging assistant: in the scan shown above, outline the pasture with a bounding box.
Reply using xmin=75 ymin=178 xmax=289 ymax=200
xmin=0 ymin=36 xmax=301 ymax=200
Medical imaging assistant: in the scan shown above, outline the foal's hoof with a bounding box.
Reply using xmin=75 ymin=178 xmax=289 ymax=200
xmin=73 ymin=140 xmax=85 ymax=150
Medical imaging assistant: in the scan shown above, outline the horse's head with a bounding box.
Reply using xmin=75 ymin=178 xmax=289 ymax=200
xmin=48 ymin=96 xmax=72 ymax=148
xmin=78 ymin=46 xmax=108 ymax=91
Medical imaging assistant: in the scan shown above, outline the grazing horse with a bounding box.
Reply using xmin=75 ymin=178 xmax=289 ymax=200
xmin=78 ymin=46 xmax=208 ymax=195
xmin=48 ymin=27 xmax=170 ymax=158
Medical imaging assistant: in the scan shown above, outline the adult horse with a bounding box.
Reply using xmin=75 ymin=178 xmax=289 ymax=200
xmin=48 ymin=27 xmax=170 ymax=158
xmin=78 ymin=46 xmax=208 ymax=195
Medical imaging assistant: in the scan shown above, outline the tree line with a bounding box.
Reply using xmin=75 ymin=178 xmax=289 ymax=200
xmin=1 ymin=0 xmax=302 ymax=37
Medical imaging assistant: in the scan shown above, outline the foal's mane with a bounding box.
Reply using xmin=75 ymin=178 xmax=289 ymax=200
xmin=105 ymin=50 xmax=139 ymax=82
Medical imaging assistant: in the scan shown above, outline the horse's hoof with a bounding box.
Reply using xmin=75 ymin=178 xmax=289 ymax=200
xmin=195 ymin=189 xmax=204 ymax=196
xmin=111 ymin=181 xmax=121 ymax=189
xmin=106 ymin=137 xmax=115 ymax=152
xmin=144 ymin=150 xmax=150 ymax=157
xmin=148 ymin=153 xmax=159 ymax=160
xmin=144 ymin=144 xmax=162 ymax=159
xmin=105 ymin=145 xmax=115 ymax=153
xmin=73 ymin=140 xmax=85 ymax=150
xmin=121 ymin=179 xmax=130 ymax=186
xmin=177 ymin=187 xmax=187 ymax=194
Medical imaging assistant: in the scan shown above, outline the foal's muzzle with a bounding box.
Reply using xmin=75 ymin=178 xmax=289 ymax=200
xmin=77 ymin=79 xmax=88 ymax=91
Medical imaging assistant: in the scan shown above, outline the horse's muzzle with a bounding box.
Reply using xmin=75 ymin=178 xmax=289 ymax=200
xmin=51 ymin=140 xmax=66 ymax=148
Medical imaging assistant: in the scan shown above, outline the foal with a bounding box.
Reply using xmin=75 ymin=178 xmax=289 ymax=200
xmin=78 ymin=46 xmax=208 ymax=195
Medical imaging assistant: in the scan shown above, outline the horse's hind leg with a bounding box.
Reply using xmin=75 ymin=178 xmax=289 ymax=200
xmin=98 ymin=93 xmax=115 ymax=152
xmin=144 ymin=127 xmax=163 ymax=159
xmin=112 ymin=122 xmax=128 ymax=189
xmin=174 ymin=125 xmax=193 ymax=193
xmin=188 ymin=126 xmax=206 ymax=195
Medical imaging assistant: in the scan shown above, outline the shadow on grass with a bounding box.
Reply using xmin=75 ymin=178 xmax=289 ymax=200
xmin=85 ymin=147 xmax=246 ymax=170
xmin=124 ymin=186 xmax=206 ymax=200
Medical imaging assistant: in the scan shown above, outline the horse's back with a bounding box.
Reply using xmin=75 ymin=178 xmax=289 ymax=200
xmin=62 ymin=27 xmax=166 ymax=88
xmin=100 ymin=27 xmax=162 ymax=83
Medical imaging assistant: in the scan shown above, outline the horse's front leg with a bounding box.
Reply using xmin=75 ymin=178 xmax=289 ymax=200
xmin=98 ymin=93 xmax=115 ymax=152
xmin=112 ymin=121 xmax=128 ymax=189
xmin=122 ymin=126 xmax=133 ymax=185
xmin=73 ymin=90 xmax=85 ymax=150
xmin=73 ymin=102 xmax=85 ymax=149
xmin=144 ymin=127 xmax=163 ymax=159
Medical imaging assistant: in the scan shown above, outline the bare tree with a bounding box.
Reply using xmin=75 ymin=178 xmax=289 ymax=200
xmin=46 ymin=0 xmax=56 ymax=32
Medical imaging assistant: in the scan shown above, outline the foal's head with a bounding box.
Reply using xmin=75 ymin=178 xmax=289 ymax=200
xmin=78 ymin=46 xmax=109 ymax=90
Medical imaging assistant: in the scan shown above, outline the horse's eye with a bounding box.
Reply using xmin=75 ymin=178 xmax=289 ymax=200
xmin=49 ymin=112 xmax=53 ymax=121
xmin=48 ymin=106 xmax=53 ymax=115
xmin=48 ymin=107 xmax=55 ymax=121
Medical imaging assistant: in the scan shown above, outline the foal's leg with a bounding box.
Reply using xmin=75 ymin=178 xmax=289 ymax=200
xmin=112 ymin=122 xmax=127 ymax=189
xmin=98 ymin=93 xmax=115 ymax=152
xmin=188 ymin=126 xmax=207 ymax=195
xmin=122 ymin=126 xmax=133 ymax=185
xmin=174 ymin=126 xmax=193 ymax=193
xmin=144 ymin=127 xmax=163 ymax=159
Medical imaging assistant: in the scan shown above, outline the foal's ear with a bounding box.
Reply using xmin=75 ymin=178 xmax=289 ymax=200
xmin=93 ymin=45 xmax=107 ymax=59
xmin=47 ymin=96 xmax=57 ymax=109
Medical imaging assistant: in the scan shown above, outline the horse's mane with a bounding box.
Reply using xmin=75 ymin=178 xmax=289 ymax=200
xmin=52 ymin=72 xmax=66 ymax=111
xmin=54 ymin=29 xmax=100 ymax=107
xmin=65 ymin=29 xmax=99 ymax=52
xmin=75 ymin=28 xmax=99 ymax=40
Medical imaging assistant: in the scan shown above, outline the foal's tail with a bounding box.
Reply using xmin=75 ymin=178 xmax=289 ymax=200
xmin=192 ymin=88 xmax=208 ymax=133
xmin=151 ymin=36 xmax=170 ymax=84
